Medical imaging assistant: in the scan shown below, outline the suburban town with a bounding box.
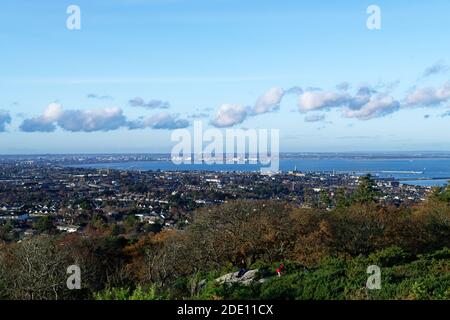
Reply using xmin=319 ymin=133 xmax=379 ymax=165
xmin=0 ymin=155 xmax=432 ymax=241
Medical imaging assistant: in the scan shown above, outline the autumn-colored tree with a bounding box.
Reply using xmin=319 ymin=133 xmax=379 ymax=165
xmin=184 ymin=200 xmax=293 ymax=270
xmin=123 ymin=230 xmax=179 ymax=285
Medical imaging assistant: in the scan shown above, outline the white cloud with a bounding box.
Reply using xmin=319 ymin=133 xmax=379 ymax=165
xmin=420 ymin=61 xmax=449 ymax=79
xmin=347 ymin=86 xmax=376 ymax=110
xmin=343 ymin=95 xmax=400 ymax=120
xmin=404 ymin=83 xmax=450 ymax=107
xmin=43 ymin=103 xmax=63 ymax=121
xmin=285 ymin=86 xmax=303 ymax=95
xmin=149 ymin=113 xmax=189 ymax=129
xmin=21 ymin=104 xmax=127 ymax=132
xmin=298 ymin=90 xmax=350 ymax=112
xmin=211 ymin=104 xmax=248 ymax=128
xmin=304 ymin=113 xmax=326 ymax=122
xmin=0 ymin=111 xmax=11 ymax=132
xmin=252 ymin=87 xmax=285 ymax=115
xmin=57 ymin=107 xmax=127 ymax=132
xmin=128 ymin=97 xmax=170 ymax=109
xmin=87 ymin=93 xmax=113 ymax=100
xmin=20 ymin=117 xmax=56 ymax=132
xmin=297 ymin=85 xmax=400 ymax=120
xmin=21 ymin=104 xmax=190 ymax=132
xmin=20 ymin=104 xmax=62 ymax=132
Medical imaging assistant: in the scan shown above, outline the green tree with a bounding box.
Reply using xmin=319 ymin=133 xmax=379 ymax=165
xmin=319 ymin=190 xmax=332 ymax=209
xmin=33 ymin=216 xmax=56 ymax=234
xmin=428 ymin=184 xmax=450 ymax=202
xmin=125 ymin=215 xmax=139 ymax=232
xmin=0 ymin=220 xmax=14 ymax=240
xmin=335 ymin=187 xmax=351 ymax=209
xmin=352 ymin=174 xmax=379 ymax=204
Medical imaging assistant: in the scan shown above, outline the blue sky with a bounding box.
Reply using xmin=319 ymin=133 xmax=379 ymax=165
xmin=1 ymin=0 xmax=450 ymax=154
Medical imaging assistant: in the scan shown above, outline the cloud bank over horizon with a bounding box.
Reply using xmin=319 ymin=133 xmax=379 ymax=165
xmin=205 ymin=62 xmax=450 ymax=128
xmin=19 ymin=103 xmax=189 ymax=133
xmin=2 ymin=62 xmax=449 ymax=134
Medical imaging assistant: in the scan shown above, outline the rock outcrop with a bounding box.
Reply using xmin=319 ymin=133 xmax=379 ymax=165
xmin=215 ymin=269 xmax=261 ymax=286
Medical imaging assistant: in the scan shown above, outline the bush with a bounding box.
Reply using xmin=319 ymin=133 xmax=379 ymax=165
xmin=94 ymin=285 xmax=159 ymax=300
xmin=368 ymin=246 xmax=413 ymax=267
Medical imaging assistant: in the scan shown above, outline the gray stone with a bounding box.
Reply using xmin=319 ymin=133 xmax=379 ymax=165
xmin=215 ymin=269 xmax=260 ymax=286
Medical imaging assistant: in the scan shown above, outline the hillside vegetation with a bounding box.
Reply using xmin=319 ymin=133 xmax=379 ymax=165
xmin=1 ymin=179 xmax=450 ymax=300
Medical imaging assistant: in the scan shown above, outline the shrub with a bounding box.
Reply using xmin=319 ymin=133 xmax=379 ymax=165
xmin=94 ymin=285 xmax=159 ymax=300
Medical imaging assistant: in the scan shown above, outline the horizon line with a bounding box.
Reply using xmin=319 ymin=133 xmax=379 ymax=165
xmin=2 ymin=150 xmax=450 ymax=157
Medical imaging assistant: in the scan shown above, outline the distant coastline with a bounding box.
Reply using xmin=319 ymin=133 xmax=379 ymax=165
xmin=2 ymin=152 xmax=449 ymax=187
xmin=2 ymin=151 xmax=450 ymax=161
xmin=66 ymin=157 xmax=450 ymax=188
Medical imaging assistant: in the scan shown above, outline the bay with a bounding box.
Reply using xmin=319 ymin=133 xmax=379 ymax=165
xmin=70 ymin=158 xmax=450 ymax=187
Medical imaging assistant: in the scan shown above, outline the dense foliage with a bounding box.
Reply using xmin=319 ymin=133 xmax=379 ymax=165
xmin=0 ymin=179 xmax=449 ymax=300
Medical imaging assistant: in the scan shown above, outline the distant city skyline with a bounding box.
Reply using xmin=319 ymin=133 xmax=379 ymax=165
xmin=1 ymin=0 xmax=450 ymax=153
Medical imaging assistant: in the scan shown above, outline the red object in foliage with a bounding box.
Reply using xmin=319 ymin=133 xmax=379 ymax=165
xmin=276 ymin=263 xmax=285 ymax=276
